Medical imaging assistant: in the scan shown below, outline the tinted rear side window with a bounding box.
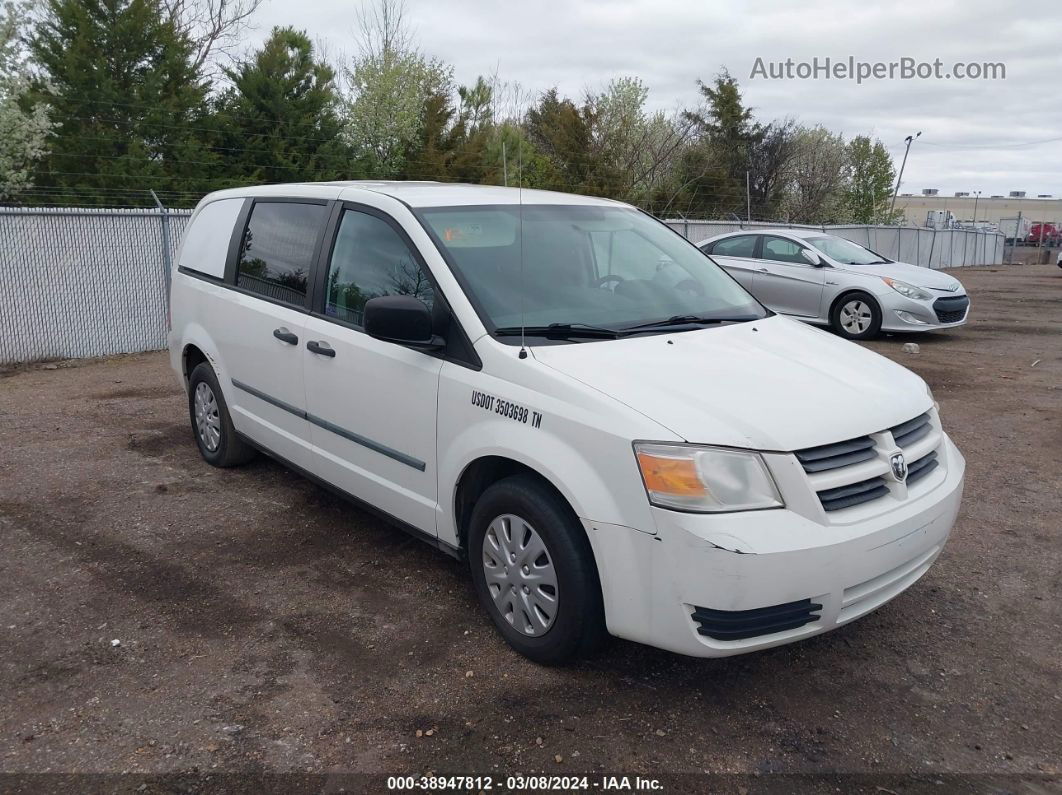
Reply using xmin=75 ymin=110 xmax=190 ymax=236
xmin=238 ymin=202 xmax=327 ymax=306
xmin=708 ymin=235 xmax=757 ymax=258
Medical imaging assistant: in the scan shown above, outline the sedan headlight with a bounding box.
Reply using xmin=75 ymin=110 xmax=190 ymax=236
xmin=634 ymin=443 xmax=783 ymax=512
xmin=882 ymin=277 xmax=933 ymax=301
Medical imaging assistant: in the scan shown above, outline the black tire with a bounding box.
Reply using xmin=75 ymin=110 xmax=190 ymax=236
xmin=187 ymin=362 xmax=255 ymax=468
xmin=830 ymin=291 xmax=883 ymax=340
xmin=468 ymin=474 xmax=607 ymax=664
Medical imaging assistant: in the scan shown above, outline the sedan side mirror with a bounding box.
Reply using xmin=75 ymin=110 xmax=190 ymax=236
xmin=364 ymin=295 xmax=444 ymax=350
xmin=801 ymin=249 xmax=824 ymax=266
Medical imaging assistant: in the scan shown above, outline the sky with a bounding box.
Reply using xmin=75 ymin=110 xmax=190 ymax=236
xmin=250 ymin=0 xmax=1062 ymax=197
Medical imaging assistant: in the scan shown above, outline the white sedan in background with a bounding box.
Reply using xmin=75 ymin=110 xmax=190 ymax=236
xmin=698 ymin=229 xmax=970 ymax=340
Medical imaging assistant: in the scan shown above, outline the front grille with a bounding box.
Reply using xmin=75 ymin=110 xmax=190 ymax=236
xmin=933 ymin=295 xmax=969 ymax=324
xmin=906 ymin=450 xmax=939 ymax=485
xmin=692 ymin=598 xmax=822 ymax=641
xmin=891 ymin=412 xmax=931 ymax=448
xmin=818 ymin=476 xmax=890 ymax=511
xmin=794 ymin=436 xmax=876 ymax=473
xmin=796 ymin=410 xmax=944 ymax=515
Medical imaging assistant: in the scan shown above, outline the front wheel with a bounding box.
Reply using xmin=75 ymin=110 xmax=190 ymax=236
xmin=468 ymin=475 xmax=606 ymax=664
xmin=831 ymin=292 xmax=882 ymax=340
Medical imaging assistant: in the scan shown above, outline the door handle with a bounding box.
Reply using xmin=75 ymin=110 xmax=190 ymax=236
xmin=758 ymin=267 xmax=769 ymax=273
xmin=306 ymin=340 xmax=336 ymax=357
xmin=273 ymin=327 xmax=299 ymax=345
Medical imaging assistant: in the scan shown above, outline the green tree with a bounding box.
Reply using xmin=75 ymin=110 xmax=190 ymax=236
xmin=213 ymin=27 xmax=350 ymax=184
xmin=846 ymin=135 xmax=897 ymax=223
xmin=524 ymin=88 xmax=620 ymax=195
xmin=30 ymin=0 xmax=215 ymax=203
xmin=0 ymin=0 xmax=52 ymax=198
xmin=683 ymin=70 xmax=759 ymax=213
xmin=782 ymin=125 xmax=850 ymax=224
xmin=344 ymin=0 xmax=452 ymax=177
xmin=676 ymin=70 xmax=794 ymax=220
xmin=585 ymin=76 xmax=693 ymax=206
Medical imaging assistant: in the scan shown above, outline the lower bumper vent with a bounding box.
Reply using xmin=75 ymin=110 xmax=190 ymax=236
xmin=933 ymin=296 xmax=969 ymax=324
xmin=692 ymin=598 xmax=822 ymax=641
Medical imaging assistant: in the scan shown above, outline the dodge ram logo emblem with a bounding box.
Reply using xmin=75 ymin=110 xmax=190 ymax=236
xmin=890 ymin=452 xmax=908 ymax=481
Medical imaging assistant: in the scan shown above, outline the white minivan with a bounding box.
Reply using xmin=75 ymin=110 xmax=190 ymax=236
xmin=169 ymin=181 xmax=965 ymax=664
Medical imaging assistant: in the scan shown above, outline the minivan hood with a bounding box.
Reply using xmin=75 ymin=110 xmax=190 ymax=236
xmin=841 ymin=260 xmax=964 ymax=292
xmin=531 ymin=316 xmax=931 ymax=451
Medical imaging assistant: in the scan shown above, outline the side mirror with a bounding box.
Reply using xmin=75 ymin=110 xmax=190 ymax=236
xmin=364 ymin=295 xmax=444 ymax=350
xmin=801 ymin=249 xmax=823 ymax=266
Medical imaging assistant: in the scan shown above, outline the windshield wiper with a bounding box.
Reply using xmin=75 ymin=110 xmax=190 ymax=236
xmin=494 ymin=323 xmax=622 ymax=339
xmin=622 ymin=314 xmax=758 ymax=332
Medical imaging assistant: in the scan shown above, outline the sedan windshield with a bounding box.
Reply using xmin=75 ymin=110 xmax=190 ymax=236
xmin=807 ymin=235 xmax=891 ymax=265
xmin=417 ymin=205 xmax=765 ymax=337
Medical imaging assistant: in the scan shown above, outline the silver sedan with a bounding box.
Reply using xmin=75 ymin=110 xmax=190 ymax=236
xmin=697 ymin=229 xmax=970 ymax=340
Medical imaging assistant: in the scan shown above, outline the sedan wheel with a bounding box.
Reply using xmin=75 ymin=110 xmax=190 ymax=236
xmin=831 ymin=291 xmax=882 ymax=340
xmin=839 ymin=299 xmax=873 ymax=335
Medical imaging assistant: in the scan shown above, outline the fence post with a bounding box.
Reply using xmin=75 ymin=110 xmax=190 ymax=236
xmin=150 ymin=190 xmax=173 ymax=303
xmin=1006 ymin=211 xmax=1022 ymax=263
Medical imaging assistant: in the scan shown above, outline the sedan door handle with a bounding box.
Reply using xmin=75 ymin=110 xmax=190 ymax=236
xmin=306 ymin=340 xmax=336 ymax=358
xmin=273 ymin=327 xmax=299 ymax=345
xmin=758 ymin=267 xmax=769 ymax=273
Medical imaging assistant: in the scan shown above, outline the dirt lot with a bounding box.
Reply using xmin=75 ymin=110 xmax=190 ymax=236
xmin=1 ymin=262 xmax=1060 ymax=792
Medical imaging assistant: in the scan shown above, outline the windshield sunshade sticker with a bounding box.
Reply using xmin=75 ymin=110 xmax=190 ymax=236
xmin=471 ymin=390 xmax=542 ymax=429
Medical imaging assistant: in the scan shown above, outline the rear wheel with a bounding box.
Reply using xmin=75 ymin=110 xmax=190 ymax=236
xmin=831 ymin=292 xmax=882 ymax=340
xmin=187 ymin=362 xmax=255 ymax=467
xmin=468 ymin=475 xmax=606 ymax=664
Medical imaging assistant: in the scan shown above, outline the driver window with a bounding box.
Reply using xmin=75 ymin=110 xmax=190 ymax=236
xmin=590 ymin=229 xmax=671 ymax=282
xmin=762 ymin=236 xmax=809 ymax=265
xmin=325 ymin=210 xmax=435 ymax=326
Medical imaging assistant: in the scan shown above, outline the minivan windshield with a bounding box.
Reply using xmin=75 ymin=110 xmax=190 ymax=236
xmin=417 ymin=205 xmax=765 ymax=337
xmin=806 ymin=235 xmax=891 ymax=266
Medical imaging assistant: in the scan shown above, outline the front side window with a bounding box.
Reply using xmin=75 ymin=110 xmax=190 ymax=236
xmin=237 ymin=202 xmax=326 ymax=305
xmin=418 ymin=205 xmax=764 ymax=334
xmin=762 ymin=236 xmax=808 ymax=265
xmin=806 ymin=235 xmax=890 ymax=265
xmin=324 ymin=210 xmax=435 ymax=326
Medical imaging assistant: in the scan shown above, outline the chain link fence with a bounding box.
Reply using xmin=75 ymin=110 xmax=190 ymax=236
xmin=1 ymin=206 xmax=1005 ymax=366
xmin=664 ymin=219 xmax=1005 ymax=269
xmin=0 ymin=207 xmax=191 ymax=365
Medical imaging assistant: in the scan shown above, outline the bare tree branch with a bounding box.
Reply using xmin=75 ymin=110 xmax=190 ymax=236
xmin=161 ymin=0 xmax=266 ymax=77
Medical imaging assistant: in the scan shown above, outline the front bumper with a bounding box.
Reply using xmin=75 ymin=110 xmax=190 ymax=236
xmin=879 ymin=292 xmax=970 ymax=333
xmin=584 ymin=434 xmax=965 ymax=658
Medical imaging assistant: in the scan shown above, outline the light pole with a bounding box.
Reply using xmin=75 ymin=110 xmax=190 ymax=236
xmin=973 ymin=190 xmax=981 ymax=227
xmin=890 ymin=131 xmax=922 ymax=222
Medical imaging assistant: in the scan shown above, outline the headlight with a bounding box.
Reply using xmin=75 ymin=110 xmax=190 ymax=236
xmin=883 ymin=277 xmax=932 ymax=301
xmin=634 ymin=443 xmax=783 ymax=512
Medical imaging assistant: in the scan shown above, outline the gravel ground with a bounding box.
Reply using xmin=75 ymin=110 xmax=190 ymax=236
xmin=1 ymin=262 xmax=1059 ymax=793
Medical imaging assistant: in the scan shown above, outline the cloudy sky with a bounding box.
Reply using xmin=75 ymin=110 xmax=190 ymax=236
xmin=251 ymin=0 xmax=1062 ymax=197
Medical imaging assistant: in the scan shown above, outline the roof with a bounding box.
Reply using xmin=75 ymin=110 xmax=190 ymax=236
xmin=200 ymin=181 xmax=625 ymax=209
xmin=699 ymin=227 xmax=831 ymax=243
